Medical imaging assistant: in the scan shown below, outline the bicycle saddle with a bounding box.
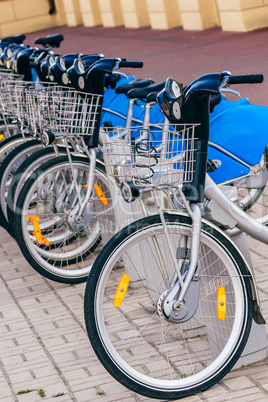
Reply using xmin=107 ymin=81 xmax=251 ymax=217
xmin=1 ymin=34 xmax=26 ymax=44
xmin=35 ymin=34 xmax=64 ymax=48
xmin=115 ymin=78 xmax=154 ymax=94
xmin=127 ymin=82 xmax=165 ymax=100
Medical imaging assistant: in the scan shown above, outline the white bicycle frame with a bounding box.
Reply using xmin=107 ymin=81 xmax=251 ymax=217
xmin=156 ymin=172 xmax=268 ymax=317
xmin=205 ymin=174 xmax=268 ymax=243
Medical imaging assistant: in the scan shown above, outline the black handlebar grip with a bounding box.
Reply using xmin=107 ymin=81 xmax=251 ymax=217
xmin=119 ymin=61 xmax=143 ymax=68
xmin=228 ymin=74 xmax=264 ymax=85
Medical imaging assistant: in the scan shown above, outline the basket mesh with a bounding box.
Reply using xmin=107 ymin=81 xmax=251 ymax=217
xmin=101 ymin=125 xmax=198 ymax=188
xmin=26 ymin=85 xmax=103 ymax=137
xmin=0 ymin=74 xmax=26 ymax=119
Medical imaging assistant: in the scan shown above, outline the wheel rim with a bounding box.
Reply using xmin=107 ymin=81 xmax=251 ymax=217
xmin=1 ymin=144 xmax=43 ymax=221
xmin=93 ymin=221 xmax=249 ymax=392
xmin=19 ymin=161 xmax=116 ymax=279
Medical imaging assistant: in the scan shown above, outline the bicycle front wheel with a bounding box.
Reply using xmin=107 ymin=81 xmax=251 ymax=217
xmin=14 ymin=155 xmax=116 ymax=283
xmin=84 ymin=213 xmax=253 ymax=400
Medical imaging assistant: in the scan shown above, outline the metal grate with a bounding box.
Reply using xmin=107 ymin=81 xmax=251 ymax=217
xmin=101 ymin=125 xmax=198 ymax=189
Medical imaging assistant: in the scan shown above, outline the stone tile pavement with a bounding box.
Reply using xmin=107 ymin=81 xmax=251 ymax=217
xmin=1 ymin=222 xmax=268 ymax=401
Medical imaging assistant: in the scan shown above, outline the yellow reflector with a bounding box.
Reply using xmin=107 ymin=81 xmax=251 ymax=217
xmin=0 ymin=134 xmax=4 ymax=141
xmin=217 ymin=286 xmax=226 ymax=320
xmin=27 ymin=215 xmax=50 ymax=247
xmin=113 ymin=274 xmax=130 ymax=307
xmin=94 ymin=184 xmax=109 ymax=205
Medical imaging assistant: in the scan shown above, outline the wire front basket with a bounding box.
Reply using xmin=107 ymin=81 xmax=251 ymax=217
xmin=26 ymin=85 xmax=103 ymax=138
xmin=0 ymin=75 xmax=26 ymax=119
xmin=101 ymin=125 xmax=198 ymax=189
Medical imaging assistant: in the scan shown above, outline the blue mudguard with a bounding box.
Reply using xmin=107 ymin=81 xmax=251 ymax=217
xmin=210 ymin=97 xmax=268 ymax=165
xmin=209 ymin=97 xmax=268 ymax=183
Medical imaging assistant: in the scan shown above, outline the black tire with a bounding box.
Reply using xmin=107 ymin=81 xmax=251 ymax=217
xmin=0 ymin=134 xmax=32 ymax=166
xmin=14 ymin=154 xmax=116 ymax=283
xmin=84 ymin=213 xmax=253 ymax=400
xmin=0 ymin=139 xmax=42 ymax=233
xmin=0 ymin=123 xmax=20 ymax=142
xmin=7 ymin=145 xmax=68 ymax=237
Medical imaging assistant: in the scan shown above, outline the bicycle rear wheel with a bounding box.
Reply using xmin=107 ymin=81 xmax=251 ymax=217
xmin=84 ymin=213 xmax=253 ymax=400
xmin=14 ymin=155 xmax=116 ymax=283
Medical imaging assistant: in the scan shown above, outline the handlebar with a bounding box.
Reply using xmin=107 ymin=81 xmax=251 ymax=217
xmin=227 ymin=74 xmax=263 ymax=85
xmin=157 ymin=71 xmax=265 ymax=203
xmin=119 ymin=61 xmax=143 ymax=69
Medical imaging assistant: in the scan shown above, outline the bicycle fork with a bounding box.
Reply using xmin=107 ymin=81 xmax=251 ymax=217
xmin=67 ymin=146 xmax=97 ymax=232
xmin=158 ymin=200 xmax=202 ymax=323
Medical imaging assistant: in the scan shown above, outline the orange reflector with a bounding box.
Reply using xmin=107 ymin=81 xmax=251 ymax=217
xmin=94 ymin=184 xmax=109 ymax=205
xmin=0 ymin=134 xmax=4 ymax=141
xmin=217 ymin=286 xmax=226 ymax=320
xmin=113 ymin=274 xmax=130 ymax=307
xmin=27 ymin=215 xmax=50 ymax=247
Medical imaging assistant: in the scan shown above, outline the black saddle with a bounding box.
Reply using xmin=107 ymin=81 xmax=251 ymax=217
xmin=35 ymin=34 xmax=64 ymax=48
xmin=127 ymin=82 xmax=165 ymax=101
xmin=1 ymin=34 xmax=26 ymax=44
xmin=115 ymin=78 xmax=154 ymax=95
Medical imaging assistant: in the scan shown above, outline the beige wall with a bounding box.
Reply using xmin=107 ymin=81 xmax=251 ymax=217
xmin=0 ymin=0 xmax=267 ymax=34
xmin=0 ymin=0 xmax=66 ymax=37
xmin=217 ymin=0 xmax=268 ymax=32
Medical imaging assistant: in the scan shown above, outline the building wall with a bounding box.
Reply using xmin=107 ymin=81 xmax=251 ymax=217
xmin=0 ymin=0 xmax=267 ymax=35
xmin=0 ymin=0 xmax=66 ymax=37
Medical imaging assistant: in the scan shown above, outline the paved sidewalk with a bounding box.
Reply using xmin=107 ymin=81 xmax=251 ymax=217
xmin=1 ymin=221 xmax=268 ymax=402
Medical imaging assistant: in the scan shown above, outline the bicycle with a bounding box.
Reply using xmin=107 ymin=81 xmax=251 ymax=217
xmin=12 ymin=57 xmax=143 ymax=283
xmin=84 ymin=71 xmax=266 ymax=400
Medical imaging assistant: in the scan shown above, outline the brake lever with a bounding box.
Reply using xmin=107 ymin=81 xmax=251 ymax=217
xmin=113 ymin=71 xmax=128 ymax=78
xmin=219 ymin=88 xmax=241 ymax=97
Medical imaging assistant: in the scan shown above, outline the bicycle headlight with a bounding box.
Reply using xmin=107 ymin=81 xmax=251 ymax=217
xmin=77 ymin=60 xmax=85 ymax=74
xmin=78 ymin=76 xmax=85 ymax=89
xmin=6 ymin=48 xmax=13 ymax=59
xmin=13 ymin=60 xmax=17 ymax=72
xmin=62 ymin=72 xmax=69 ymax=85
xmin=157 ymin=78 xmax=183 ymax=123
xmin=172 ymin=101 xmax=181 ymax=119
xmin=59 ymin=56 xmax=66 ymax=70
xmin=121 ymin=181 xmax=140 ymax=203
xmin=48 ymin=55 xmax=55 ymax=67
xmin=41 ymin=130 xmax=55 ymax=146
xmin=165 ymin=78 xmax=182 ymax=99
